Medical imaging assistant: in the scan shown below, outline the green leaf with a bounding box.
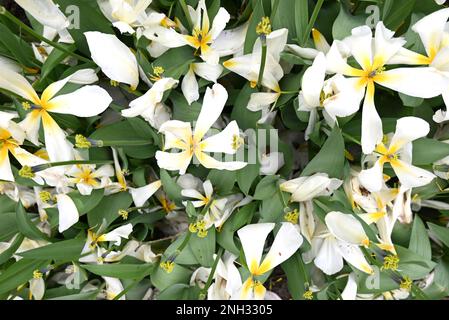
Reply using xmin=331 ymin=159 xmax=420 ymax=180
xmin=16 ymin=202 xmax=49 ymax=241
xmin=428 ymin=223 xmax=449 ymax=248
xmin=253 ymin=175 xmax=279 ymax=200
xmin=157 ymin=284 xmax=200 ymax=300
xmin=189 ymin=228 xmax=216 ymax=267
xmin=87 ymin=192 xmax=133 ymax=228
xmin=396 ymin=246 xmax=436 ymax=280
xmin=0 ymin=22 xmax=39 ymax=68
xmin=236 ymin=163 xmax=260 ymax=195
xmin=160 ymin=169 xmax=182 ymax=204
xmin=40 ymin=43 xmax=76 ymax=81
xmin=382 ymin=0 xmax=416 ymax=31
xmin=0 ymin=259 xmax=49 ymax=296
xmin=294 ymin=0 xmax=308 ymax=45
xmin=408 ymin=216 xmax=431 ymax=260
xmin=230 ymin=84 xmax=260 ymax=130
xmin=302 ymin=126 xmax=345 ymax=179
xmin=170 ymin=91 xmax=202 ymax=122
xmin=81 ymin=263 xmax=153 ymax=279
xmin=207 ymin=170 xmax=236 ymax=195
xmin=0 ymin=234 xmax=24 ymax=265
xmin=18 ymin=238 xmax=85 ymax=261
xmin=217 ymin=202 xmax=257 ymax=255
xmin=69 ymin=189 xmax=104 ymax=215
xmin=413 ymin=138 xmax=449 ymax=165
xmin=281 ymin=253 xmax=307 ymax=300
xmin=151 ymin=263 xmax=192 ymax=291
xmin=0 ymin=212 xmax=19 ymax=242
xmin=332 ymin=4 xmax=366 ymax=40
xmin=152 ymin=46 xmax=196 ymax=80
xmin=55 ymin=0 xmax=115 ymax=56
xmin=243 ymin=0 xmax=265 ymax=54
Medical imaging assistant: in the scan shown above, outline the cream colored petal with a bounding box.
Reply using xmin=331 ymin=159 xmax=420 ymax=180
xmin=193 ymin=83 xmax=228 ymax=141
xmin=237 ymin=223 xmax=274 ymax=274
xmin=129 ymin=180 xmax=162 ymax=207
xmin=155 ymin=150 xmax=192 ymax=175
xmin=41 ymin=111 xmax=74 ymax=162
xmin=181 ymin=67 xmax=199 ymax=105
xmin=259 ymin=223 xmax=303 ymax=273
xmin=56 ymin=194 xmax=79 ymax=233
xmin=46 ymin=86 xmax=112 ymax=117
xmin=85 ymin=31 xmax=139 ymax=89
xmin=15 ymin=0 xmax=69 ymax=30
xmin=325 ymin=211 xmax=368 ymax=245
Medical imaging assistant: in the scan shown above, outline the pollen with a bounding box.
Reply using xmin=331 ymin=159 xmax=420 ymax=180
xmin=33 ymin=270 xmax=43 ymax=279
xmin=150 ymin=65 xmax=165 ymax=81
xmin=160 ymin=260 xmax=175 ymax=273
xmin=39 ymin=191 xmax=52 ymax=203
xmin=256 ymin=17 xmax=272 ymax=35
xmin=110 ymin=80 xmax=119 ymax=87
xmin=118 ymin=209 xmax=129 ymax=220
xmin=232 ymin=134 xmax=243 ymax=150
xmin=21 ymin=101 xmax=31 ymax=110
xmin=303 ymin=290 xmax=313 ymax=300
xmin=284 ymin=209 xmax=299 ymax=224
xmin=19 ymin=166 xmax=35 ymax=179
xmin=382 ymin=254 xmax=400 ymax=271
xmin=361 ymin=237 xmax=370 ymax=247
xmin=75 ymin=134 xmax=92 ymax=149
xmin=189 ymin=222 xmax=198 ymax=233
xmin=400 ymin=276 xmax=413 ymax=291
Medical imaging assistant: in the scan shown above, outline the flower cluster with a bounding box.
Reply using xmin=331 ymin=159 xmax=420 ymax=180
xmin=0 ymin=0 xmax=448 ymax=301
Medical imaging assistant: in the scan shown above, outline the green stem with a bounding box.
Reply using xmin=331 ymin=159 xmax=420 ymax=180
xmin=301 ymin=0 xmax=325 ymax=46
xmin=342 ymin=132 xmax=362 ymax=146
xmin=0 ymin=6 xmax=92 ymax=64
xmin=270 ymin=0 xmax=280 ymax=21
xmin=179 ymin=0 xmax=194 ymax=31
xmin=32 ymin=160 xmax=113 ymax=172
xmin=257 ymin=36 xmax=268 ymax=90
xmin=199 ymin=247 xmax=224 ymax=299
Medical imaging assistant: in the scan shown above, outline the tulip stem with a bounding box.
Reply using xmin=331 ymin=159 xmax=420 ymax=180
xmin=301 ymin=0 xmax=324 ymax=46
xmin=341 ymin=132 xmax=361 ymax=146
xmin=199 ymin=246 xmax=224 ymax=299
xmin=179 ymin=0 xmax=193 ymax=31
xmin=257 ymin=36 xmax=268 ymax=90
xmin=0 ymin=6 xmax=92 ymax=64
xmin=31 ymin=160 xmax=113 ymax=172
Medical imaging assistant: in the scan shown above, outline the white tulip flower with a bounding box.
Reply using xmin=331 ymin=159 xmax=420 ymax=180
xmin=155 ymin=83 xmax=246 ymax=174
xmin=359 ymin=117 xmax=436 ymax=193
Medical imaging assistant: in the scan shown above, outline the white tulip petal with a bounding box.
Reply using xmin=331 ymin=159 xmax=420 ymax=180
xmin=194 ymin=83 xmax=228 ymax=140
xmin=325 ymin=211 xmax=368 ymax=245
xmin=129 ymin=180 xmax=162 ymax=207
xmin=15 ymin=0 xmax=69 ymax=30
xmin=56 ymin=194 xmax=79 ymax=233
xmin=85 ymin=31 xmax=139 ymax=89
xmin=181 ymin=67 xmax=199 ymax=105
xmin=237 ymin=223 xmax=274 ymax=273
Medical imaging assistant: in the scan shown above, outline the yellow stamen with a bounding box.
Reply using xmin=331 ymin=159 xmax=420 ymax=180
xmin=256 ymin=17 xmax=272 ymax=35
xmin=118 ymin=209 xmax=129 ymax=220
xmin=303 ymin=290 xmax=313 ymax=300
xmin=33 ymin=270 xmax=43 ymax=279
xmin=75 ymin=134 xmax=91 ymax=149
xmin=400 ymin=276 xmax=412 ymax=291
xmin=21 ymin=101 xmax=31 ymax=110
xmin=284 ymin=209 xmax=299 ymax=224
xmin=19 ymin=166 xmax=35 ymax=179
xmin=160 ymin=260 xmax=175 ymax=273
xmin=382 ymin=255 xmax=399 ymax=271
xmin=39 ymin=191 xmax=52 ymax=203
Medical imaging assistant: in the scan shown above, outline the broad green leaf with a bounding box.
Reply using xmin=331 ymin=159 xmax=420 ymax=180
xmin=87 ymin=192 xmax=133 ymax=228
xmin=408 ymin=216 xmax=431 ymax=260
xmin=253 ymin=175 xmax=279 ymax=200
xmin=18 ymin=238 xmax=85 ymax=261
xmin=81 ymin=263 xmax=153 ymax=279
xmin=302 ymin=126 xmax=345 ymax=179
xmin=160 ymin=169 xmax=183 ymax=205
xmin=428 ymin=223 xmax=449 ymax=248
xmin=0 ymin=259 xmax=49 ymax=296
xmin=16 ymin=202 xmax=49 ymax=241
